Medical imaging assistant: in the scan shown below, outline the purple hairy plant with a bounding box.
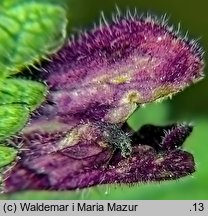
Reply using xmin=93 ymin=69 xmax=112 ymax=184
xmin=2 ymin=10 xmax=204 ymax=193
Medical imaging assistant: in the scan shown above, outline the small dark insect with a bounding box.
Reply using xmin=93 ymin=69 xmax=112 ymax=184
xmin=95 ymin=121 xmax=132 ymax=157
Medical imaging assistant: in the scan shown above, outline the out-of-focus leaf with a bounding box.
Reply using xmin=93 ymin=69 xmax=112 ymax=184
xmin=0 ymin=0 xmax=67 ymax=76
xmin=128 ymin=101 xmax=170 ymax=131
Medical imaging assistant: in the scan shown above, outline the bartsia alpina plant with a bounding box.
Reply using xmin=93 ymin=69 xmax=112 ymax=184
xmin=2 ymin=10 xmax=204 ymax=193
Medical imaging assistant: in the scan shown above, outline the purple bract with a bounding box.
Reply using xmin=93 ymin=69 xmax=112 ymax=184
xmin=2 ymin=10 xmax=204 ymax=193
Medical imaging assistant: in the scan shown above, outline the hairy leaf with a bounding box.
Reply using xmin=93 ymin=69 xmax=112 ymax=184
xmin=0 ymin=104 xmax=29 ymax=141
xmin=0 ymin=78 xmax=47 ymax=111
xmin=0 ymin=146 xmax=18 ymax=168
xmin=0 ymin=0 xmax=67 ymax=76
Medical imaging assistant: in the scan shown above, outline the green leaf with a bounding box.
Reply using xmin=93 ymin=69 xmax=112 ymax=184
xmin=0 ymin=78 xmax=47 ymax=111
xmin=0 ymin=104 xmax=29 ymax=141
xmin=0 ymin=146 xmax=18 ymax=168
xmin=0 ymin=0 xmax=67 ymax=76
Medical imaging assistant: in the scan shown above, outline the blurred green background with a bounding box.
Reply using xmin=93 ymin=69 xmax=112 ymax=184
xmin=1 ymin=0 xmax=208 ymax=199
